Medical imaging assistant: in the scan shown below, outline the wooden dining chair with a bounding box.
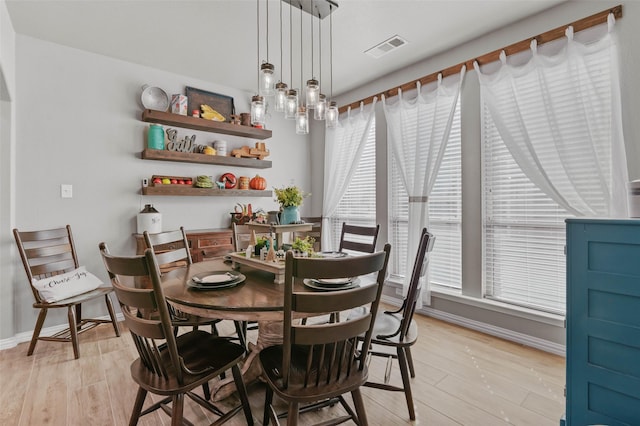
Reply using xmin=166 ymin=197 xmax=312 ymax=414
xmin=259 ymin=244 xmax=391 ymax=426
xmin=362 ymin=228 xmax=435 ymax=421
xmin=143 ymin=227 xmax=223 ymax=336
xmin=99 ymin=243 xmax=254 ymax=426
xmin=13 ymin=225 xmax=120 ymax=359
xmin=338 ymin=222 xmax=380 ymax=254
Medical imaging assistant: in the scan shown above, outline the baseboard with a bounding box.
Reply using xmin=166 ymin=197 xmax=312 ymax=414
xmin=420 ymin=306 xmax=566 ymax=356
xmin=0 ymin=313 xmax=124 ymax=351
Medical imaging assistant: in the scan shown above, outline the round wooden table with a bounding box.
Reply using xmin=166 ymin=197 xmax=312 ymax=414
xmin=162 ymin=258 xmax=304 ymax=401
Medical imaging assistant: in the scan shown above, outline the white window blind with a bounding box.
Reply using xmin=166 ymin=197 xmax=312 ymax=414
xmin=389 ymin=99 xmax=462 ymax=288
xmin=328 ymin=118 xmax=376 ymax=248
xmin=482 ymin=26 xmax=618 ymax=314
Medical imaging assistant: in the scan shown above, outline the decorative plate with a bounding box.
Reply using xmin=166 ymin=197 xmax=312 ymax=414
xmin=303 ymin=278 xmax=360 ymax=292
xmin=317 ymin=251 xmax=348 ymax=258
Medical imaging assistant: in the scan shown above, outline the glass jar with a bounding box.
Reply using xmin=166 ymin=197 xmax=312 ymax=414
xmin=147 ymin=124 xmax=164 ymax=150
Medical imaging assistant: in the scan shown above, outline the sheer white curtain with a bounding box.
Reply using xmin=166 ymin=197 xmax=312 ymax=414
xmin=475 ymin=14 xmax=628 ymax=218
xmin=383 ymin=68 xmax=465 ymax=304
xmin=322 ymin=99 xmax=377 ymax=250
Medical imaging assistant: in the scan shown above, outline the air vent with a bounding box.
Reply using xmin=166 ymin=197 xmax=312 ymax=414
xmin=365 ymin=35 xmax=408 ymax=58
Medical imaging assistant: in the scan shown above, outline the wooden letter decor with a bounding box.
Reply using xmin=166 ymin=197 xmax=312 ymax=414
xmin=165 ymin=128 xmax=199 ymax=153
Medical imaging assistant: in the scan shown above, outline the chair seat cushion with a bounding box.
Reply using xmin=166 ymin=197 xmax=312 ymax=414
xmin=32 ymin=266 xmax=103 ymax=303
xmin=259 ymin=343 xmax=367 ymax=402
xmin=131 ymin=330 xmax=245 ymax=394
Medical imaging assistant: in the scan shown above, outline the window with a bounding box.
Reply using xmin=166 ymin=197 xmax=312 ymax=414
xmin=481 ymin=26 xmax=618 ymax=315
xmin=327 ymin=118 xmax=376 ymax=248
xmin=388 ymin=99 xmax=462 ymax=289
xmin=483 ymin=108 xmax=569 ymax=314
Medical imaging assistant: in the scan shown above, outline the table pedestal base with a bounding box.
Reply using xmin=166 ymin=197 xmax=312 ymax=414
xmin=211 ymin=320 xmax=283 ymax=402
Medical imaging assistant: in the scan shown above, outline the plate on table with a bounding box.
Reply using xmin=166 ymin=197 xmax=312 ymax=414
xmin=303 ymin=278 xmax=360 ymax=292
xmin=317 ymin=251 xmax=348 ymax=259
xmin=314 ymin=277 xmax=354 ymax=286
xmin=188 ymin=271 xmax=245 ymax=290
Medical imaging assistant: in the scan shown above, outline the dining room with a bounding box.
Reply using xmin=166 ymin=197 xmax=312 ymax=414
xmin=2 ymin=1 xmax=640 ymax=425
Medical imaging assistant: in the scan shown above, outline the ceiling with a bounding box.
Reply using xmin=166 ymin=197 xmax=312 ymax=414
xmin=6 ymin=0 xmax=567 ymax=96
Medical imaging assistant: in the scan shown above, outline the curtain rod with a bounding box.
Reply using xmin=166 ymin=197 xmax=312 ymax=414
xmin=338 ymin=4 xmax=622 ymax=114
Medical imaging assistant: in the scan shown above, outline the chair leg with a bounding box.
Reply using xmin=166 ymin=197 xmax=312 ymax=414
xmin=234 ymin=321 xmax=247 ymax=350
xmin=129 ymin=387 xmax=147 ymax=426
xmin=351 ymin=388 xmax=369 ymax=426
xmin=263 ymin=385 xmax=274 ymax=426
xmin=170 ymin=393 xmax=184 ymax=426
xmin=397 ymin=347 xmax=416 ymax=420
xmin=28 ymin=308 xmax=48 ymax=356
xmin=68 ymin=306 xmax=80 ymax=359
xmin=232 ymin=364 xmax=254 ymax=425
xmin=74 ymin=304 xmax=82 ymax=329
xmin=287 ymin=402 xmax=299 ymax=426
xmin=105 ymin=294 xmax=121 ymax=337
xmin=202 ymin=382 xmax=211 ymax=401
xmin=405 ymin=346 xmax=415 ymax=378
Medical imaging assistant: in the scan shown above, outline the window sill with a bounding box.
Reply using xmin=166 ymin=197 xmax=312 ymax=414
xmin=385 ymin=278 xmax=564 ymax=328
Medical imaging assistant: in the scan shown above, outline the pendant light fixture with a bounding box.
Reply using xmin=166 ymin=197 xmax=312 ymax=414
xmin=314 ymin=9 xmax=326 ymax=120
xmin=274 ymin=0 xmax=288 ymax=112
xmin=259 ymin=0 xmax=275 ymax=96
xmin=325 ymin=3 xmax=339 ymax=128
xmin=295 ymin=2 xmax=309 ymax=134
xmin=251 ymin=0 xmax=265 ymax=126
xmin=284 ymin=0 xmax=297 ymax=119
xmin=305 ymin=0 xmax=319 ymax=109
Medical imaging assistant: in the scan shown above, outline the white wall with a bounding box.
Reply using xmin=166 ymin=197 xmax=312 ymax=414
xmin=331 ymin=0 xmax=640 ymax=352
xmin=5 ymin=34 xmax=310 ymax=339
xmin=0 ymin=0 xmax=17 ymax=341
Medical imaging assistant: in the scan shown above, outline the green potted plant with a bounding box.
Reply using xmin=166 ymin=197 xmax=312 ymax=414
xmin=274 ymin=185 xmax=309 ymax=224
xmin=291 ymin=236 xmax=315 ymax=257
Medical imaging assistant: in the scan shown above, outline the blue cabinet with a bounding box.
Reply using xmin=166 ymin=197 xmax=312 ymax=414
xmin=565 ymin=218 xmax=640 ymax=426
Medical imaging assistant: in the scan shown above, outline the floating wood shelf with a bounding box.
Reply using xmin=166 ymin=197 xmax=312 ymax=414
xmin=141 ymin=109 xmax=272 ymax=140
xmin=142 ymin=186 xmax=272 ymax=197
xmin=141 ymin=148 xmax=272 ymax=169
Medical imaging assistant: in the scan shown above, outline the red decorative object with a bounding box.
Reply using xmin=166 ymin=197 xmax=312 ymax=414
xmin=220 ymin=173 xmax=237 ymax=189
xmin=249 ymin=175 xmax=267 ymax=190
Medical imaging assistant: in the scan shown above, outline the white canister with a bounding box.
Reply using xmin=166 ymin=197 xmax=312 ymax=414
xmin=629 ymin=180 xmax=640 ymax=218
xmin=214 ymin=140 xmax=227 ymax=156
xmin=137 ymin=204 xmax=162 ymax=234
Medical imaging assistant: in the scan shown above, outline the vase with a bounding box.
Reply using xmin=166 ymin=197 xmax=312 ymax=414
xmin=280 ymin=206 xmax=300 ymax=225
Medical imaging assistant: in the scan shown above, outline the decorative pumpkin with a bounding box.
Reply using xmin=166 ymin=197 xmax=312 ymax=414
xmin=249 ymin=175 xmax=267 ymax=190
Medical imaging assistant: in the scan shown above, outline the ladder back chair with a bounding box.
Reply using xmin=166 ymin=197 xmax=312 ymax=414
xmin=143 ymin=227 xmax=222 ymax=336
xmin=13 ymin=225 xmax=120 ymax=359
xmin=363 ymin=228 xmax=435 ymax=420
xmin=338 ymin=223 xmax=380 ymax=254
xmin=259 ymin=244 xmax=391 ymax=426
xmin=99 ymin=243 xmax=254 ymax=426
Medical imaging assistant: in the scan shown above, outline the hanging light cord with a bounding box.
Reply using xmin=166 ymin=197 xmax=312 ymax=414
xmin=257 ymin=0 xmax=260 ymax=90
xmin=300 ymin=3 xmax=303 ymax=90
xmin=289 ymin=0 xmax=293 ymax=88
xmin=279 ymin=0 xmax=283 ymax=80
xmin=266 ymin=0 xmax=269 ymax=61
xmin=318 ymin=10 xmax=322 ymax=89
xmin=310 ymin=0 xmax=314 ymax=78
xmin=329 ymin=4 xmax=333 ymax=100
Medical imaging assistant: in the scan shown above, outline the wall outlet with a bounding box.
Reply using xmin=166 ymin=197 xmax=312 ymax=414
xmin=61 ymin=184 xmax=73 ymax=198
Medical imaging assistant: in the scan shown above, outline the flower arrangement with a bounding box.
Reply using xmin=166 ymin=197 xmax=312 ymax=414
xmin=273 ymin=185 xmax=309 ymax=208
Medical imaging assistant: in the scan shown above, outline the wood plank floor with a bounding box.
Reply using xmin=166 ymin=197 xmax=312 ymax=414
xmin=0 ymin=309 xmax=565 ymax=425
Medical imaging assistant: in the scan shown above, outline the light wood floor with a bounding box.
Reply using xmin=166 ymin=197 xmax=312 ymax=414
xmin=0 ymin=309 xmax=565 ymax=425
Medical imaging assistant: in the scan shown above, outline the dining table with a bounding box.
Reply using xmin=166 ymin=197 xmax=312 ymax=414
xmin=161 ymin=257 xmax=312 ymax=401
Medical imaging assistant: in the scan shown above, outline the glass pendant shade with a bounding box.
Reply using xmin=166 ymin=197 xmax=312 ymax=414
xmin=274 ymin=82 xmax=288 ymax=112
xmin=284 ymin=89 xmax=298 ymax=119
xmin=326 ymin=101 xmax=338 ymax=128
xmin=295 ymin=106 xmax=309 ymax=134
xmin=314 ymin=93 xmax=326 ymax=120
xmin=305 ymin=78 xmax=319 ymax=109
xmin=251 ymin=95 xmax=265 ymax=125
xmin=259 ymin=62 xmax=275 ymax=96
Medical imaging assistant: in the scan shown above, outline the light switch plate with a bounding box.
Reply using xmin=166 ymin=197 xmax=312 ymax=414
xmin=61 ymin=184 xmax=73 ymax=198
